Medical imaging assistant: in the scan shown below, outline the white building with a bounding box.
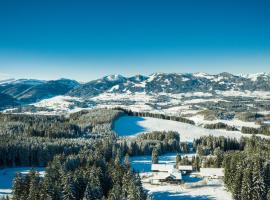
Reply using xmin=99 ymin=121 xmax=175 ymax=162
xmin=200 ymin=168 xmax=224 ymax=179
xmin=151 ymin=164 xmax=175 ymax=172
xmin=151 ymin=164 xmax=182 ymax=184
xmin=178 ymin=165 xmax=193 ymax=174
xmin=151 ymin=169 xmax=182 ymax=184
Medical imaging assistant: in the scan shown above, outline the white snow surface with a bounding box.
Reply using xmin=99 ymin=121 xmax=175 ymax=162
xmin=32 ymin=95 xmax=84 ymax=112
xmin=104 ymin=74 xmax=125 ymax=81
xmin=239 ymin=72 xmax=270 ymax=81
xmin=189 ymin=114 xmax=260 ymax=129
xmin=144 ymin=180 xmax=231 ymax=200
xmin=0 ymin=167 xmax=45 ymax=197
xmin=113 ymin=116 xmax=270 ymax=142
xmin=216 ymin=90 xmax=270 ymax=99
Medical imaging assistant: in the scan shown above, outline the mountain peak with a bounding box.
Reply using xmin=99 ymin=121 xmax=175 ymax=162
xmin=103 ymin=74 xmax=126 ymax=82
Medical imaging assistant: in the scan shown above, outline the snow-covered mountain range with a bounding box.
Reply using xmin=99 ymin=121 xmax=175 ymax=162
xmin=68 ymin=72 xmax=270 ymax=97
xmin=1 ymin=72 xmax=270 ymax=114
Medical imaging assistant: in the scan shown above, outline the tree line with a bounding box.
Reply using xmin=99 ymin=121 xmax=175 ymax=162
xmin=241 ymin=125 xmax=270 ymax=136
xmin=113 ymin=107 xmax=195 ymax=125
xmin=120 ymin=131 xmax=190 ymax=156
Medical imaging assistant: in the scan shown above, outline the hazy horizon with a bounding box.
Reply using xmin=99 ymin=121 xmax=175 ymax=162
xmin=2 ymin=71 xmax=270 ymax=83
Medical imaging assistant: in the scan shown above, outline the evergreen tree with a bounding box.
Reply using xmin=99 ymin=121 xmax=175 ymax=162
xmin=63 ymin=173 xmax=76 ymax=200
xmin=83 ymin=182 xmax=102 ymax=200
xmin=28 ymin=172 xmax=41 ymax=200
xmin=124 ymin=153 xmax=130 ymax=168
xmin=241 ymin=163 xmax=253 ymax=200
xmin=194 ymin=156 xmax=200 ymax=171
xmin=213 ymin=148 xmax=223 ymax=168
xmin=107 ymin=183 xmax=124 ymax=200
xmin=151 ymin=148 xmax=158 ymax=164
xmin=252 ymin=158 xmax=266 ymax=200
xmin=232 ymin=162 xmax=243 ymax=200
xmin=12 ymin=173 xmax=24 ymax=200
xmin=176 ymin=154 xmax=181 ymax=166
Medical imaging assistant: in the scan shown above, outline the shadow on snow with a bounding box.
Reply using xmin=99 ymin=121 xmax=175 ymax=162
xmin=151 ymin=191 xmax=213 ymax=200
xmin=113 ymin=116 xmax=147 ymax=136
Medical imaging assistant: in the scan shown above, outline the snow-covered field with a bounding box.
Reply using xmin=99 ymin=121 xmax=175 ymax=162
xmin=113 ymin=116 xmax=269 ymax=142
xmin=0 ymin=167 xmax=45 ymax=197
xmin=144 ymin=180 xmax=231 ymax=200
xmin=188 ymin=115 xmax=260 ymax=129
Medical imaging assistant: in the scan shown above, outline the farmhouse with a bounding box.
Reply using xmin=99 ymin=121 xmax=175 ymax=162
xmin=200 ymin=168 xmax=224 ymax=179
xmin=151 ymin=169 xmax=182 ymax=184
xmin=151 ymin=164 xmax=182 ymax=184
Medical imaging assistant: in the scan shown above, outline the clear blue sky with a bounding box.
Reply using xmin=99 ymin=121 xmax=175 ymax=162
xmin=0 ymin=0 xmax=270 ymax=81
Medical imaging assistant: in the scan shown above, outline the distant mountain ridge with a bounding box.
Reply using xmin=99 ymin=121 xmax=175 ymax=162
xmin=0 ymin=78 xmax=80 ymax=109
xmin=68 ymin=72 xmax=270 ymax=97
xmin=1 ymin=72 xmax=270 ymax=109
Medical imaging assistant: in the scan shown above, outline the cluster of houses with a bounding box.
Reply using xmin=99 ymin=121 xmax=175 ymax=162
xmin=150 ymin=163 xmax=224 ymax=185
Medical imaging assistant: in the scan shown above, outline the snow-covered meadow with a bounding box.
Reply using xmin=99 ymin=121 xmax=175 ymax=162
xmin=113 ymin=116 xmax=269 ymax=142
xmin=143 ymin=180 xmax=231 ymax=200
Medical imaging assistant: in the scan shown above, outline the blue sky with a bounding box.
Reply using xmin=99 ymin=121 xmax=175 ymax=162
xmin=0 ymin=0 xmax=270 ymax=81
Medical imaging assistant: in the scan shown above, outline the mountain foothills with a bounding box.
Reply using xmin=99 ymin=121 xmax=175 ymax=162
xmin=1 ymin=72 xmax=270 ymax=110
xmin=0 ymin=79 xmax=79 ymax=107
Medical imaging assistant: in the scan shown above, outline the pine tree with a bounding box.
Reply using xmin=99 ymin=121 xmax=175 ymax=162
xmin=122 ymin=170 xmax=131 ymax=198
xmin=124 ymin=153 xmax=130 ymax=168
xmin=241 ymin=162 xmax=253 ymax=200
xmin=252 ymin=158 xmax=266 ymax=200
xmin=127 ymin=178 xmax=142 ymax=200
xmin=63 ymin=173 xmax=76 ymax=200
xmin=28 ymin=172 xmax=41 ymax=200
xmin=213 ymin=148 xmax=223 ymax=168
xmin=232 ymin=162 xmax=243 ymax=200
xmin=83 ymin=181 xmax=102 ymax=200
xmin=12 ymin=173 xmax=24 ymax=200
xmin=194 ymin=156 xmax=200 ymax=171
xmin=176 ymin=154 xmax=181 ymax=166
xmin=83 ymin=167 xmax=102 ymax=200
xmin=151 ymin=148 xmax=158 ymax=164
xmin=107 ymin=183 xmax=123 ymax=200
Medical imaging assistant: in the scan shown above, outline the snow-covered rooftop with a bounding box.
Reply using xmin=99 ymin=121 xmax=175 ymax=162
xmin=178 ymin=165 xmax=193 ymax=171
xmin=151 ymin=164 xmax=175 ymax=172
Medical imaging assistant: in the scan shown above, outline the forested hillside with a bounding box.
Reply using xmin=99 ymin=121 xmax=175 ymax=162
xmin=0 ymin=108 xmax=147 ymax=200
